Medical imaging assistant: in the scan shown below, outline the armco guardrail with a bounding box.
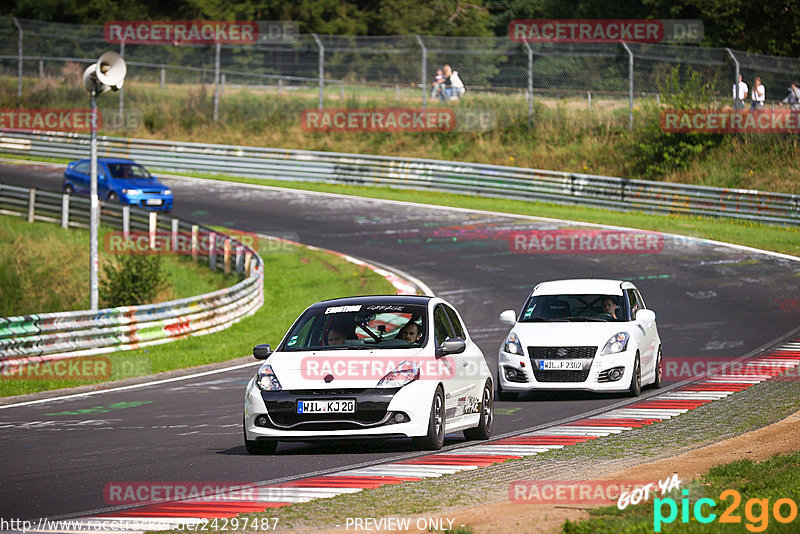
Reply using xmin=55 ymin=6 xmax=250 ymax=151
xmin=0 ymin=182 xmax=263 ymax=366
xmin=1 ymin=131 xmax=799 ymax=226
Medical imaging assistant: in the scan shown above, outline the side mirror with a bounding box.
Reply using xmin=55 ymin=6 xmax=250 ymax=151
xmin=98 ymin=174 xmax=108 ymax=182
xmin=437 ymin=337 xmax=465 ymax=357
xmin=499 ymin=309 xmax=517 ymax=325
xmin=636 ymin=309 xmax=656 ymax=322
xmin=253 ymin=344 xmax=272 ymax=359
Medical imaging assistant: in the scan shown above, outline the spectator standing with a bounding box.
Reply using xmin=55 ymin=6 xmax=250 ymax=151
xmin=751 ymin=77 xmax=765 ymax=111
xmin=431 ymin=68 xmax=444 ymax=99
xmin=441 ymin=64 xmax=465 ymax=102
xmin=733 ymin=74 xmax=748 ymax=110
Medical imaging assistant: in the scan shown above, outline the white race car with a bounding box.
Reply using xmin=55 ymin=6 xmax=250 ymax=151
xmin=244 ymin=295 xmax=494 ymax=454
xmin=497 ymin=279 xmax=662 ymax=400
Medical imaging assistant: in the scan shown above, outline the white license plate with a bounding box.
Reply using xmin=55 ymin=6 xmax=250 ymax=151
xmin=146 ymin=198 xmax=163 ymax=206
xmin=539 ymin=360 xmax=583 ymax=370
xmin=297 ymin=399 xmax=356 ymax=414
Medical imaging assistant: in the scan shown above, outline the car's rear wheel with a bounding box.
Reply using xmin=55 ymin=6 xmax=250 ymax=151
xmin=243 ymin=419 xmax=278 ymax=455
xmin=64 ymin=184 xmax=74 ymax=195
xmin=464 ymin=380 xmax=493 ymax=441
xmin=653 ymin=346 xmax=663 ymax=389
xmin=496 ymin=377 xmax=518 ymax=402
xmin=413 ymin=386 xmax=445 ymax=450
xmin=628 ymin=352 xmax=642 ymax=397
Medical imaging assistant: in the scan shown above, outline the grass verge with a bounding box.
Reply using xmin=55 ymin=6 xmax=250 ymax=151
xmin=0 ymin=236 xmax=394 ymax=397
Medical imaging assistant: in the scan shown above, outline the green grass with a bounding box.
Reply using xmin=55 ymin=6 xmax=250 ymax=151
xmin=0 ymin=237 xmax=394 ymax=397
xmin=0 ymin=213 xmax=230 ymax=316
xmin=165 ymin=171 xmax=800 ymax=258
xmin=561 ymin=452 xmax=800 ymax=533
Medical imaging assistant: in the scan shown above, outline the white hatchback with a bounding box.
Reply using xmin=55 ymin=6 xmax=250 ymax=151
xmin=497 ymin=279 xmax=662 ymax=400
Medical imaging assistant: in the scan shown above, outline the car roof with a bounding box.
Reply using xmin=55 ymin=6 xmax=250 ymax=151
xmin=310 ymin=295 xmax=433 ymax=308
xmin=71 ymin=158 xmax=137 ymax=165
xmin=531 ymin=279 xmax=633 ymax=296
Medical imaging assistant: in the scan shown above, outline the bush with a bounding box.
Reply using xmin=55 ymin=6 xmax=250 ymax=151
xmin=100 ymin=254 xmax=167 ymax=308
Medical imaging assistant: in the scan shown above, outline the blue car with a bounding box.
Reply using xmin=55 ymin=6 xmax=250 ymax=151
xmin=62 ymin=158 xmax=173 ymax=211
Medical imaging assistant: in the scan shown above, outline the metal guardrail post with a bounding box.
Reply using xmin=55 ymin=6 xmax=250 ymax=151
xmin=415 ymin=35 xmax=427 ymax=109
xmin=522 ymin=39 xmax=533 ymax=125
xmin=621 ymin=42 xmax=634 ymax=131
xmin=149 ymin=211 xmax=157 ymax=250
xmin=61 ymin=193 xmax=69 ymax=229
xmin=27 ymin=188 xmax=35 ymax=222
xmin=122 ymin=206 xmax=130 ymax=240
xmin=12 ymin=18 xmax=22 ymax=103
xmin=160 ymin=67 xmax=165 ymax=89
xmin=213 ymin=42 xmax=221 ymax=121
xmin=171 ymin=218 xmax=179 ymax=252
xmin=235 ymin=245 xmax=244 ymax=274
xmin=312 ymin=34 xmax=324 ymax=110
xmin=192 ymin=224 xmax=199 ymax=261
xmin=209 ymin=232 xmax=217 ymax=270
xmin=224 ymin=238 xmax=231 ymax=274
xmin=244 ymin=251 xmax=252 ymax=277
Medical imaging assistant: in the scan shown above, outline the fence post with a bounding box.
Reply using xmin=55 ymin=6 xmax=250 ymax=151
xmin=160 ymin=67 xmax=165 ymax=89
xmin=149 ymin=211 xmax=157 ymax=250
xmin=312 ymin=33 xmax=324 ymax=110
xmin=588 ymin=91 xmax=592 ymax=109
xmin=122 ymin=206 xmax=130 ymax=240
xmin=27 ymin=188 xmax=35 ymax=222
xmin=39 ymin=60 xmax=44 ymax=78
xmin=522 ymin=39 xmax=533 ymax=125
xmin=191 ymin=224 xmax=199 ymax=261
xmin=224 ymin=238 xmax=231 ymax=273
xmin=235 ymin=245 xmax=244 ymax=274
xmin=119 ymin=40 xmax=125 ymax=118
xmin=171 ymin=218 xmax=179 ymax=252
xmin=209 ymin=232 xmax=217 ymax=270
xmin=12 ymin=18 xmax=22 ymax=103
xmin=726 ymin=48 xmax=740 ymax=109
xmin=61 ymin=193 xmax=69 ymax=228
xmin=621 ymin=41 xmax=634 ymax=131
xmin=244 ymin=251 xmax=252 ymax=278
xmin=415 ymin=35 xmax=427 ymax=109
xmin=213 ymin=42 xmax=221 ymax=121
xmin=395 ymin=84 xmax=399 ymax=100
xmin=339 ymin=84 xmax=343 ymax=100
xmin=278 ymin=78 xmax=283 ymax=94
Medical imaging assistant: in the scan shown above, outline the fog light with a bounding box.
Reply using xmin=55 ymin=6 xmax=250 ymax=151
xmin=256 ymin=415 xmax=268 ymax=427
xmin=608 ymin=368 xmax=624 ymax=381
xmin=505 ymin=368 xmax=517 ymax=381
xmin=394 ymin=413 xmax=408 ymax=423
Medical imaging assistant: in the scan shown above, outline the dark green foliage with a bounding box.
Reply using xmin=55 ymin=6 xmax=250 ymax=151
xmin=100 ymin=254 xmax=167 ymax=308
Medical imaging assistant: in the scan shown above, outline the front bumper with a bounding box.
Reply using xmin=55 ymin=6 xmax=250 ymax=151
xmin=122 ymin=194 xmax=173 ymax=211
xmin=498 ymin=349 xmax=635 ymax=393
xmin=244 ymin=378 xmax=434 ymax=440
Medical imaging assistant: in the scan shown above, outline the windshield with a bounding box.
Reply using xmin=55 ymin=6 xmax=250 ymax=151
xmin=520 ymin=294 xmax=628 ymax=322
xmin=107 ymin=163 xmax=152 ymax=180
xmin=281 ymin=303 xmax=427 ymax=351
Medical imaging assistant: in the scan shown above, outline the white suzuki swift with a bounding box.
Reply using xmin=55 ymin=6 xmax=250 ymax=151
xmin=244 ymin=295 xmax=494 ymax=454
xmin=497 ymin=279 xmax=662 ymax=400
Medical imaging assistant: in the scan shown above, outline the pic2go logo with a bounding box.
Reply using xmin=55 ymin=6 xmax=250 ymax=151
xmin=654 ymin=489 xmax=799 ymax=532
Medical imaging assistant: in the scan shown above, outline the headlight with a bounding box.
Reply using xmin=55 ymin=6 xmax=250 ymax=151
xmin=503 ymin=332 xmax=524 ymax=355
xmin=600 ymin=332 xmax=629 ymax=355
xmin=377 ymin=360 xmax=419 ymax=388
xmin=121 ymin=188 xmax=142 ymax=196
xmin=163 ymin=189 xmax=172 ymax=196
xmin=255 ymin=364 xmax=282 ymax=391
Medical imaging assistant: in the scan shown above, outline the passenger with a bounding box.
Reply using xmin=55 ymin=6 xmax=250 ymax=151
xmin=601 ymin=297 xmax=618 ymax=320
xmin=326 ymin=328 xmax=346 ymax=346
xmin=396 ymin=321 xmax=423 ymax=343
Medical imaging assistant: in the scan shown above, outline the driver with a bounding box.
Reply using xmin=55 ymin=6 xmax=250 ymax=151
xmin=601 ymin=297 xmax=618 ymax=320
xmin=326 ymin=328 xmax=346 ymax=346
xmin=396 ymin=321 xmax=423 ymax=343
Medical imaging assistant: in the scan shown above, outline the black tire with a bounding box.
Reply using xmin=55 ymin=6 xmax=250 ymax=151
xmin=243 ymin=419 xmax=278 ymax=455
xmin=653 ymin=346 xmax=663 ymax=389
xmin=108 ymin=192 xmax=118 ymax=203
xmin=413 ymin=386 xmax=445 ymax=450
xmin=628 ymin=352 xmax=642 ymax=397
xmin=64 ymin=184 xmax=74 ymax=195
xmin=464 ymin=380 xmax=493 ymax=441
xmin=496 ymin=377 xmax=518 ymax=402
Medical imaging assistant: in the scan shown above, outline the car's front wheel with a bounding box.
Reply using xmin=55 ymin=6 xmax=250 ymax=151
xmin=243 ymin=419 xmax=278 ymax=455
xmin=653 ymin=346 xmax=663 ymax=389
xmin=107 ymin=192 xmax=118 ymax=203
xmin=64 ymin=184 xmax=74 ymax=195
xmin=413 ymin=386 xmax=445 ymax=450
xmin=628 ymin=352 xmax=642 ymax=397
xmin=464 ymin=380 xmax=493 ymax=441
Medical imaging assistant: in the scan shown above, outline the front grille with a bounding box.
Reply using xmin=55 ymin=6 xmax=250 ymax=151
xmin=532 ymin=368 xmax=591 ymax=382
xmin=260 ymin=388 xmax=399 ymax=430
xmin=528 ymin=346 xmax=597 ymax=359
xmin=268 ymin=411 xmax=389 ymax=429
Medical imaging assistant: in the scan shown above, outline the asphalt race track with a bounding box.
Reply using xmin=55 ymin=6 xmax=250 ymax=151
xmin=1 ymin=161 xmax=799 ymax=522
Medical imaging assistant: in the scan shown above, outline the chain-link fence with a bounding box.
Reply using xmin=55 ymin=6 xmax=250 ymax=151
xmin=2 ymin=16 xmax=800 ymax=130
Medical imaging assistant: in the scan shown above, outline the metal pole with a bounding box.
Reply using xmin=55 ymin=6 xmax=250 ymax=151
xmin=523 ymin=40 xmax=533 ymax=125
xmin=621 ymin=42 xmax=634 ymax=131
xmin=160 ymin=67 xmax=165 ymax=89
xmin=312 ymin=34 xmax=324 ymax=109
xmin=726 ymin=48 xmax=740 ymax=109
xmin=213 ymin=42 xmax=220 ymax=121
xmin=12 ymin=18 xmax=22 ymax=103
xmin=119 ymin=40 xmax=125 ymax=119
xmin=89 ymin=89 xmax=99 ymax=311
xmin=415 ymin=35 xmax=427 ymax=109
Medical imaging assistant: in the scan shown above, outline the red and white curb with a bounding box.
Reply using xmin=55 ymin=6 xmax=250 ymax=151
xmin=31 ymin=340 xmax=800 ymax=532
